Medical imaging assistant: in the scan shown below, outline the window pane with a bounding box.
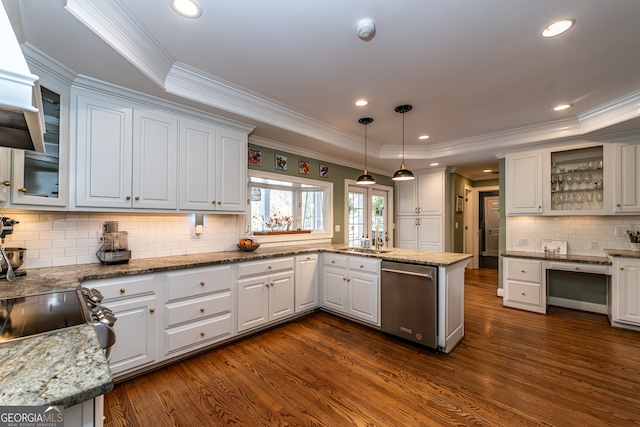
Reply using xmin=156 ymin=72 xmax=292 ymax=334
xmin=348 ymin=191 xmax=365 ymax=247
xmin=301 ymin=190 xmax=323 ymax=230
xmin=372 ymin=194 xmax=385 ymax=246
xmin=251 ymin=187 xmax=294 ymax=231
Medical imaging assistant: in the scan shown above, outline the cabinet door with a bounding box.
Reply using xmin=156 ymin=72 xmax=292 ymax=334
xmin=179 ymin=120 xmax=216 ymax=211
xmin=295 ymin=254 xmax=319 ymax=312
xmin=105 ymin=295 xmax=157 ymax=375
xmin=269 ymin=270 xmax=295 ymax=321
xmin=237 ymin=275 xmax=269 ymax=332
xmin=418 ymin=216 xmax=443 ymax=252
xmin=614 ymin=143 xmax=640 ymax=213
xmin=613 ymin=258 xmax=640 ymax=325
xmin=322 ymin=266 xmax=348 ymax=313
xmin=132 ymin=110 xmax=178 ymax=209
xmin=0 ymin=148 xmax=10 ymax=203
xmin=75 ymin=94 xmax=133 ymax=208
xmin=396 ymin=178 xmax=417 ymax=215
xmin=396 ymin=216 xmax=418 ymax=249
xmin=215 ymin=129 xmax=247 ymax=212
xmin=506 ymin=152 xmax=542 ymax=215
xmin=417 ymin=171 xmax=443 ymax=215
xmin=348 ymin=270 xmax=379 ymax=324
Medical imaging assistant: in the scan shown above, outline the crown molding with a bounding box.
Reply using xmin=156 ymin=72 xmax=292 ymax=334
xmin=65 ymin=0 xmax=173 ymax=86
xmin=578 ymin=88 xmax=640 ymax=134
xmin=22 ymin=43 xmax=76 ymax=86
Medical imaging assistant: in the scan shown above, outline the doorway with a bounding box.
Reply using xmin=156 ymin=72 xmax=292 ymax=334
xmin=346 ymin=182 xmax=393 ymax=248
xmin=465 ymin=185 xmax=499 ymax=269
xmin=479 ymin=191 xmax=499 ymax=269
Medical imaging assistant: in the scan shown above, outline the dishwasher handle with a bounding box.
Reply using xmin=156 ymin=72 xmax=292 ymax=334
xmin=382 ymin=267 xmax=433 ymax=280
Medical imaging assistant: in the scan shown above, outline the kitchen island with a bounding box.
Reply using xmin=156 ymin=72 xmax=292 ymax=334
xmin=0 ymin=245 xmax=471 ymax=418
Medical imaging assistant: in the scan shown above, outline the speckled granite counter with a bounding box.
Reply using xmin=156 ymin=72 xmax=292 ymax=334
xmin=0 ymin=244 xmax=470 ymax=407
xmin=0 ymin=245 xmax=472 ymax=299
xmin=0 ymin=325 xmax=113 ymax=407
xmin=604 ymin=249 xmax=640 ymax=259
xmin=501 ymin=250 xmax=612 ymax=265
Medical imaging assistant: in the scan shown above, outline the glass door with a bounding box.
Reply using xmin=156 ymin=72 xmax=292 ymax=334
xmin=347 ymin=185 xmax=391 ymax=248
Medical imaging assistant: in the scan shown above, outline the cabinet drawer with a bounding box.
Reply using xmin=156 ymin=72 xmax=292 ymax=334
xmin=165 ymin=313 xmax=232 ymax=355
xmin=323 ymin=254 xmax=348 ymax=269
xmin=165 ymin=265 xmax=232 ymax=302
xmin=506 ymin=280 xmax=541 ymax=306
xmin=165 ymin=292 xmax=231 ymax=328
xmin=237 ymin=257 xmax=294 ymax=278
xmin=348 ymin=257 xmax=380 ymax=274
xmin=87 ymin=275 xmax=155 ymax=302
xmin=506 ymin=259 xmax=542 ymax=283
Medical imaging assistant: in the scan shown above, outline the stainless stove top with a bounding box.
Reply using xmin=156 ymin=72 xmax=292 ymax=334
xmin=0 ymin=290 xmax=87 ymax=343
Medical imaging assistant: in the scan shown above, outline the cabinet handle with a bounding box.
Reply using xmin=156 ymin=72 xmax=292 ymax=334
xmin=125 ymin=195 xmax=131 ymax=200
xmin=538 ymin=205 xmax=542 ymax=209
xmin=343 ymin=277 xmax=347 ymax=281
xmin=270 ymin=282 xmax=274 ymax=287
xmin=149 ymin=307 xmax=155 ymax=313
xmin=306 ymin=256 xmax=311 ymax=261
xmin=218 ymin=201 xmax=222 ymax=204
xmin=617 ymin=203 xmax=621 ymax=207
xmin=521 ymin=270 xmax=525 ymax=273
xmin=360 ymin=264 xmax=364 ymax=268
xmin=200 ymin=307 xmax=205 ymax=312
xmin=211 ymin=200 xmax=216 ymax=204
xmin=135 ymin=196 xmax=140 ymax=201
xmin=347 ymin=278 xmax=351 ymax=282
xmin=200 ymin=281 xmax=205 ymax=286
xmin=200 ymin=331 xmax=205 ymax=336
xmin=120 ymin=288 xmax=125 ymax=293
xmin=620 ymin=267 xmax=624 ymax=271
xmin=18 ymin=187 xmax=27 ymax=193
xmin=2 ymin=181 xmax=10 ymax=187
xmin=331 ymin=260 xmax=335 ymax=264
xmin=521 ymin=292 xmax=525 ymax=295
xmin=575 ymin=267 xmax=579 ymax=270
xmin=265 ymin=283 xmax=269 ymax=287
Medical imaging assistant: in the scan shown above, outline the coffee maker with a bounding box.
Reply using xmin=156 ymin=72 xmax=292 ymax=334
xmin=96 ymin=221 xmax=131 ymax=265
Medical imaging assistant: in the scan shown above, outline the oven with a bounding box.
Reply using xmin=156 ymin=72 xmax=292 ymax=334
xmin=0 ymin=288 xmax=117 ymax=359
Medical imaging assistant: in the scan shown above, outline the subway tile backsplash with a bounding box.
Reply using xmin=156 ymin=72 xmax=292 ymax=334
xmin=1 ymin=211 xmax=241 ymax=269
xmin=506 ymin=215 xmax=640 ymax=256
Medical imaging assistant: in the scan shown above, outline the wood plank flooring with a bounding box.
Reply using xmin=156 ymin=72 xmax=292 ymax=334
xmin=104 ymin=269 xmax=640 ymax=426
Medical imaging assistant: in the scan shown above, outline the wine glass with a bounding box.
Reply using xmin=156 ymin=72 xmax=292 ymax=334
xmin=583 ymin=173 xmax=592 ymax=187
xmin=551 ymin=175 xmax=558 ymax=191
xmin=585 ymin=192 xmax=593 ymax=209
xmin=595 ymin=191 xmax=603 ymax=203
xmin=565 ymin=193 xmax=574 ymax=210
xmin=564 ymin=174 xmax=573 ymax=190
xmin=574 ymin=173 xmax=583 ymax=189
xmin=575 ymin=192 xmax=584 ymax=210
xmin=557 ymin=174 xmax=564 ymax=191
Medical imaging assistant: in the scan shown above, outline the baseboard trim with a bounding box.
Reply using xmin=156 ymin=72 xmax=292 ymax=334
xmin=496 ymin=288 xmax=504 ymax=298
xmin=547 ymin=296 xmax=607 ymax=315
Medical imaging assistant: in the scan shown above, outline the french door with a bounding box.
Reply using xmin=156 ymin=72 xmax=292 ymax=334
xmin=347 ymin=184 xmax=392 ymax=248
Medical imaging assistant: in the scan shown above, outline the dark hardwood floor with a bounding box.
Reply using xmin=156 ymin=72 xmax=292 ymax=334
xmin=104 ymin=269 xmax=640 ymax=426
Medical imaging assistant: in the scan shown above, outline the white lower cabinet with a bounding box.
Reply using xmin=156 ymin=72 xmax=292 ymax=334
xmin=83 ymin=275 xmax=158 ymax=376
xmin=237 ymin=258 xmax=295 ymax=333
xmin=321 ymin=254 xmax=380 ymax=325
xmin=503 ymin=257 xmax=545 ymax=314
xmin=65 ymin=395 xmax=104 ymax=427
xmin=163 ymin=265 xmax=233 ymax=357
xmin=611 ymin=257 xmax=640 ymax=327
xmin=295 ymin=254 xmax=319 ymax=312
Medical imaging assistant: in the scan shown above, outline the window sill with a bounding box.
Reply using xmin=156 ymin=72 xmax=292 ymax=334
xmin=254 ymin=230 xmax=312 ymax=236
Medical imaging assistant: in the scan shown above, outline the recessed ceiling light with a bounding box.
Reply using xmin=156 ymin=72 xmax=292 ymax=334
xmin=418 ymin=135 xmax=430 ymax=140
xmin=170 ymin=0 xmax=202 ymax=18
xmin=354 ymin=99 xmax=369 ymax=107
xmin=430 ymin=162 xmax=439 ymax=166
xmin=483 ymin=169 xmax=493 ymax=173
xmin=541 ymin=19 xmax=575 ymax=37
xmin=553 ymin=103 xmax=572 ymax=111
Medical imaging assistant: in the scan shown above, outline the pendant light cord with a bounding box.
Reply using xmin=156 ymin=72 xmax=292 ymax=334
xmin=401 ymin=112 xmax=405 ymax=164
xmin=364 ymin=123 xmax=368 ymax=170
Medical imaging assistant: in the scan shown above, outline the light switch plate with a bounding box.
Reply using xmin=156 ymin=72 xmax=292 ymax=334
xmin=335 ymin=225 xmax=340 ymax=232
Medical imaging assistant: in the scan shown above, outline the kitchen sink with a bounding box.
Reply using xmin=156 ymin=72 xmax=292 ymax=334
xmin=338 ymin=247 xmax=390 ymax=254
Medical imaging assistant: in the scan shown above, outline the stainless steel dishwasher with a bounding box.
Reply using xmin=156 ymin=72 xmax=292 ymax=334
xmin=381 ymin=261 xmax=438 ymax=349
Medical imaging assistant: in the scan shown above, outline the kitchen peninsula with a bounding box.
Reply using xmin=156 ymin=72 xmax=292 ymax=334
xmin=0 ymin=244 xmax=470 ymax=424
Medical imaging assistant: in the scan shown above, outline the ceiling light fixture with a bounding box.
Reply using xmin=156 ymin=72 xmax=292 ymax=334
xmin=356 ymin=118 xmax=376 ymax=185
xmin=430 ymin=163 xmax=440 ymax=167
xmin=169 ymin=0 xmax=202 ymax=18
xmin=541 ymin=19 xmax=575 ymax=37
xmin=483 ymin=169 xmax=493 ymax=173
xmin=357 ymin=19 xmax=376 ymax=40
xmin=553 ymin=103 xmax=573 ymax=111
xmin=419 ymin=135 xmax=430 ymax=140
xmin=354 ymin=99 xmax=369 ymax=107
xmin=392 ymin=105 xmax=415 ymax=181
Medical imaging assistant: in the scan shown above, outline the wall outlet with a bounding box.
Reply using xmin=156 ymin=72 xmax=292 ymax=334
xmin=517 ymin=238 xmax=527 ymax=246
xmin=589 ymin=241 xmax=598 ymax=250
xmin=615 ymin=226 xmax=626 ymax=237
xmin=335 ymin=225 xmax=340 ymax=232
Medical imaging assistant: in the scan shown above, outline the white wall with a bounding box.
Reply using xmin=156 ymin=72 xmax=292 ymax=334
xmin=506 ymin=215 xmax=640 ymax=256
xmin=0 ymin=211 xmax=242 ymax=269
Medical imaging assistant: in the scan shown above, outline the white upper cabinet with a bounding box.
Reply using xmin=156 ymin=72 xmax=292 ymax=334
xmin=613 ymin=142 xmax=640 ymax=213
xmin=179 ymin=120 xmax=246 ymax=212
xmin=506 ymin=151 xmax=542 ymax=215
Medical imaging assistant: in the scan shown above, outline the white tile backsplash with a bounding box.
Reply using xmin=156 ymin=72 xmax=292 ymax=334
xmin=0 ymin=211 xmax=242 ymax=269
xmin=507 ymin=215 xmax=640 ymax=256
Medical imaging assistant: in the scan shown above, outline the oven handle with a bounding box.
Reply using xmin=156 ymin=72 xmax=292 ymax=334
xmin=382 ymin=268 xmax=433 ymax=280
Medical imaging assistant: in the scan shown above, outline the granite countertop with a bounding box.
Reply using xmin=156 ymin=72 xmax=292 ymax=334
xmin=501 ymin=250 xmax=612 ymax=265
xmin=0 ymin=325 xmax=113 ymax=407
xmin=603 ymin=249 xmax=640 ymax=259
xmin=0 ymin=244 xmax=471 ymax=407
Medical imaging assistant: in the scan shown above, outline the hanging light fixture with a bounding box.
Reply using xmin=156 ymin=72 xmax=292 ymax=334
xmin=356 ymin=117 xmax=376 ymax=185
xmin=392 ymin=105 xmax=415 ymax=181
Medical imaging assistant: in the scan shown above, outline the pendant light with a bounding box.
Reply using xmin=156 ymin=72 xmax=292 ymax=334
xmin=392 ymin=105 xmax=415 ymax=181
xmin=356 ymin=117 xmax=376 ymax=185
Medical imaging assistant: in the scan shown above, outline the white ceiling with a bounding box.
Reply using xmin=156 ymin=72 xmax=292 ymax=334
xmin=6 ymin=0 xmax=640 ymax=179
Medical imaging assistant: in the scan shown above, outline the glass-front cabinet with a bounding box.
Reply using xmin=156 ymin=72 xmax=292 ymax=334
xmin=7 ymin=83 xmax=68 ymax=208
xmin=550 ymin=146 xmax=604 ymax=213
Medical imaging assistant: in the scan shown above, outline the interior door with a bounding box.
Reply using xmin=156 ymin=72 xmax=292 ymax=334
xmin=484 ymin=195 xmax=500 ymax=256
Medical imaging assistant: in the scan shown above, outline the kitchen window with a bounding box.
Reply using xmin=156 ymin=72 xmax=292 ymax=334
xmin=247 ymin=170 xmax=333 ymax=243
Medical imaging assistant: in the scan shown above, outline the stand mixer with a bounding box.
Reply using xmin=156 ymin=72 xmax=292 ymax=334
xmin=0 ymin=215 xmax=26 ymax=281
